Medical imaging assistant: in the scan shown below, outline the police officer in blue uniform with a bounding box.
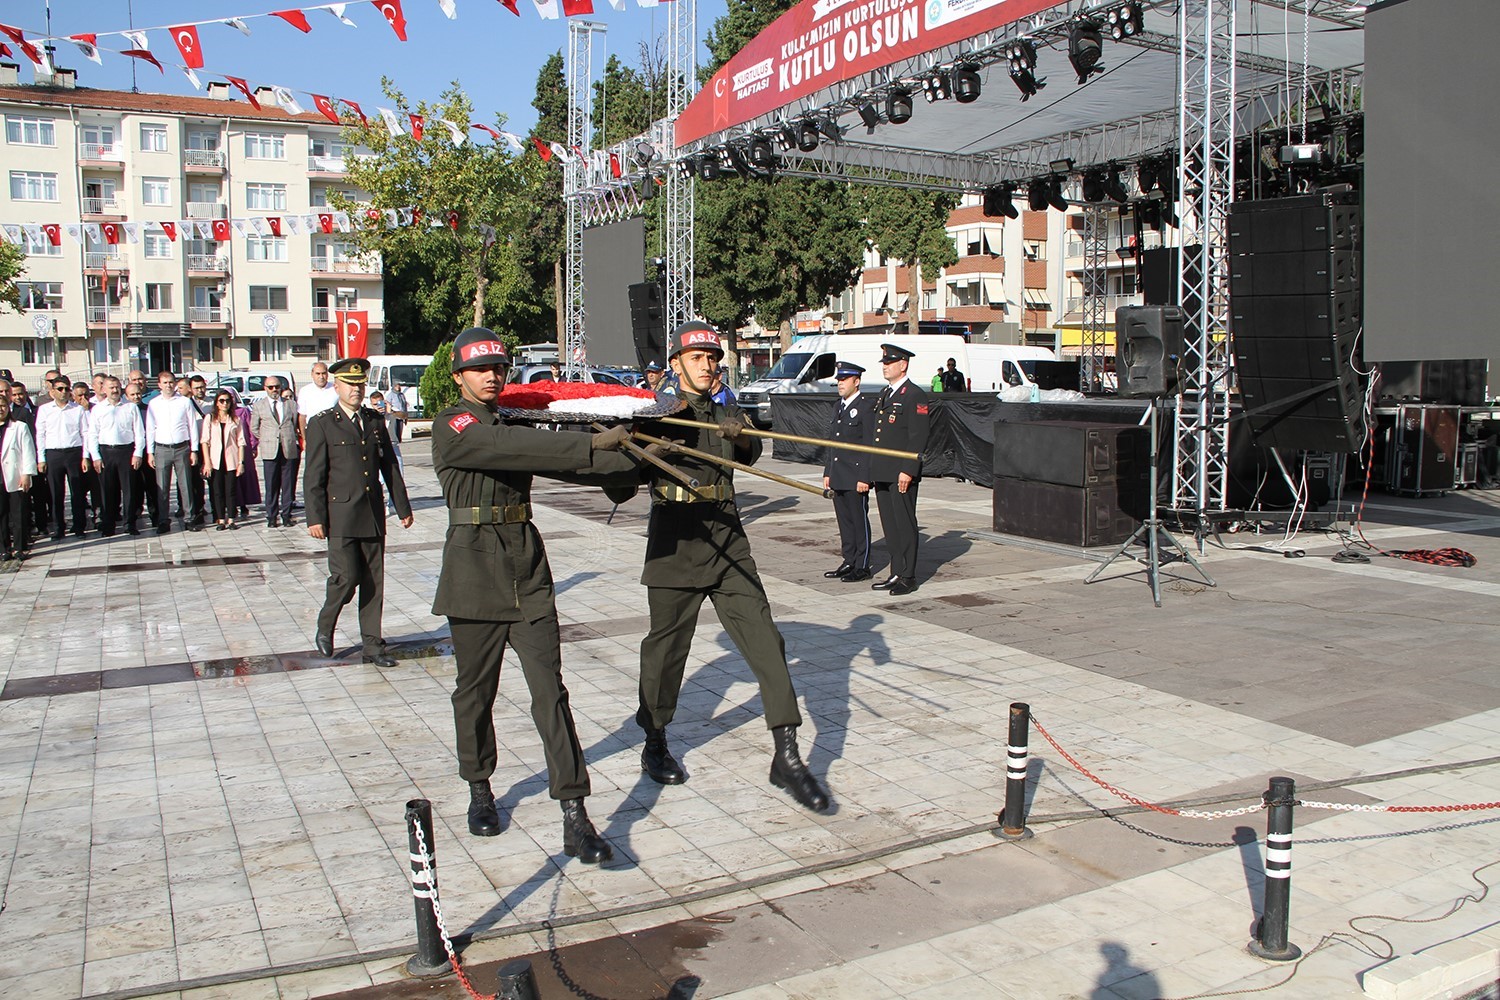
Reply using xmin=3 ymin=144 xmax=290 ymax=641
xmin=305 ymin=357 xmax=414 ymax=665
xmin=869 ymin=344 xmax=930 ymax=596
xmin=822 ymin=361 xmax=873 ymax=583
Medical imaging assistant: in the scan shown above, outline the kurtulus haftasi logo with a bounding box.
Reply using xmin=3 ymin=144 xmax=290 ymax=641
xmin=677 ymin=0 xmax=1055 ymax=146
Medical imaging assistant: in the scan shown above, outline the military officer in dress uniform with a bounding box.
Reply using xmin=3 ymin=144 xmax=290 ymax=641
xmin=868 ymin=344 xmax=930 ymax=597
xmin=632 ymin=322 xmax=831 ymax=814
xmin=305 ymin=357 xmax=414 ymax=666
xmin=822 ymin=361 xmax=873 ymax=583
xmin=432 ymin=327 xmax=641 ymax=863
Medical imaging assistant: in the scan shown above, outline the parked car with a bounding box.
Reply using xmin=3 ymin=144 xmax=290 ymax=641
xmin=366 ymin=355 xmax=433 ymax=419
xmin=510 ymin=365 xmax=633 ymax=386
xmin=208 ymin=370 xmax=298 ymax=404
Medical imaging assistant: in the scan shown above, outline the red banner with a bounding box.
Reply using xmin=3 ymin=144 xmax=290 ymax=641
xmin=337 ymin=310 xmax=369 ymax=358
xmin=676 ymin=0 xmax=1053 ymax=146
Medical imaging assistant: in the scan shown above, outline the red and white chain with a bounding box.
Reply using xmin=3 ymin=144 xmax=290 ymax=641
xmin=411 ymin=819 xmax=496 ymax=1000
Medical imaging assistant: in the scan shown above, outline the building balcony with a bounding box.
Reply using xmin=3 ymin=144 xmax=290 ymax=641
xmin=79 ymin=143 xmax=125 ymax=167
xmin=311 ymin=307 xmax=335 ymax=325
xmin=83 ymin=251 xmax=125 ymax=271
xmin=86 ymin=306 xmax=130 ymax=325
xmin=188 ymin=306 xmax=229 ymax=325
xmin=186 ymin=201 xmax=228 ymax=220
xmin=81 ymin=197 xmax=125 ymax=219
xmin=310 ymin=257 xmax=381 ymax=277
xmin=187 ymin=254 xmax=230 ymax=274
xmin=183 ymin=149 xmax=226 ymax=171
xmin=1064 ymin=293 xmax=1143 ymax=320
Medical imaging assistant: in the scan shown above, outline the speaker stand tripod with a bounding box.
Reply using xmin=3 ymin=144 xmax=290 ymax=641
xmin=1085 ymin=397 xmax=1216 ymax=607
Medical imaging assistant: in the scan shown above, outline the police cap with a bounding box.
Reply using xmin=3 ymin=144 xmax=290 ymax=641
xmin=834 ymin=361 xmax=865 ymax=380
xmin=451 ymin=328 xmax=512 ymax=372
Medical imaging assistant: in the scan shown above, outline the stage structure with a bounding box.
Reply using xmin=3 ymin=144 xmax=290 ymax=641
xmin=567 ymin=0 xmax=1365 ymax=515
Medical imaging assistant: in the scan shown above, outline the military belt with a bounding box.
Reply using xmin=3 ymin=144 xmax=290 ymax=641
xmin=449 ymin=503 xmax=532 ymax=525
xmin=652 ymin=483 xmax=734 ymax=503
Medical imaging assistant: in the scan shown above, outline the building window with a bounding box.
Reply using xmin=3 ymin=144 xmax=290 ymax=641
xmin=5 ymin=115 xmax=55 ymax=146
xmin=9 ymin=170 xmax=58 ymax=201
xmin=22 ymin=230 xmax=61 ymax=257
xmin=186 ymin=131 xmax=220 ymax=151
xmin=310 ymin=187 xmax=328 ymax=207
xmin=334 ymin=287 xmax=358 ymax=309
xmin=863 ymin=286 xmax=889 ymax=314
xmin=244 ymin=182 xmax=287 ymax=211
xmin=144 ymin=234 xmax=174 ymax=260
xmin=318 ymin=337 xmax=334 ymax=360
xmin=142 ymin=177 xmax=171 ymax=206
xmin=196 ymin=337 xmax=225 ymax=364
xmin=140 ymin=123 xmax=169 ymax=152
xmin=243 ymin=133 xmax=285 ymax=160
xmin=17 ymin=282 xmax=63 ymax=310
xmin=144 ymin=283 xmax=173 ymax=310
xmin=246 ymin=236 xmax=288 ymax=262
xmin=249 ymin=285 xmax=289 ymax=311
xmin=250 ymin=337 xmax=291 ymax=362
xmin=23 ymin=339 xmax=56 ymax=365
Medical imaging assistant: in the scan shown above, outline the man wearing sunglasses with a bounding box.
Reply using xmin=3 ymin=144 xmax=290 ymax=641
xmin=35 ymin=378 xmax=90 ymax=540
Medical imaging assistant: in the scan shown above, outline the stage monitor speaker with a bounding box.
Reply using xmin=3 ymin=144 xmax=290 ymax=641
xmin=993 ymin=420 xmax=1148 ymax=488
xmin=1229 ymin=191 xmax=1365 ymax=452
xmin=1115 ymin=305 xmax=1184 ymax=398
xmin=627 ymin=280 xmax=667 ymax=372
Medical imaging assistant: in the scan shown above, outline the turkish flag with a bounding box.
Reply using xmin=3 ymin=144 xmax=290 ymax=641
xmin=609 ymin=152 xmax=622 ymax=178
xmin=531 ymin=137 xmax=552 ymax=161
xmin=411 ymin=207 xmax=423 ymax=226
xmin=312 ymin=94 xmax=341 ymax=124
xmin=272 ymin=10 xmax=313 ymax=31
xmin=159 ymin=221 xmax=177 ymax=241
xmin=337 ymin=311 xmax=369 ymax=358
xmin=102 ymin=223 xmax=121 ymax=245
xmin=169 ymin=24 xmax=204 ymax=68
xmin=318 ymin=213 xmax=334 ymax=234
xmin=211 ymin=218 xmax=232 ymax=241
xmin=122 ymin=49 xmax=164 ymax=74
xmin=268 ymin=217 xmax=283 ymax=236
xmin=42 ymin=223 xmax=61 ymax=246
xmin=226 ymin=76 xmax=260 ymax=110
xmin=562 ymin=0 xmax=594 ymax=14
xmin=343 ymin=99 xmax=368 ymax=125
xmin=409 ymin=114 xmax=424 ymax=142
xmin=371 ymin=0 xmax=408 ymax=40
xmin=496 ymin=0 xmax=520 ymax=14
xmin=446 ymin=210 xmax=459 ymax=230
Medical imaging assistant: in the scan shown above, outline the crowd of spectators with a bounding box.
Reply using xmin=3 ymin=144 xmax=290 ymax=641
xmin=0 ymin=363 xmax=410 ymax=560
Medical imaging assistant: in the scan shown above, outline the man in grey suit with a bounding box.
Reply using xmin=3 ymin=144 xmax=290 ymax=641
xmin=250 ymin=376 xmax=301 ymax=528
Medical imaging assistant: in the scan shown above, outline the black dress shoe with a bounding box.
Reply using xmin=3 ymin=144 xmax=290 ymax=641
xmin=823 ymin=562 xmax=853 ymax=579
xmin=363 ymin=651 xmax=397 ymax=667
xmin=871 ymin=575 xmax=900 ymax=591
xmin=282 ymin=517 xmax=297 ymax=528
xmin=156 ymin=524 xmax=170 ymax=535
xmin=315 ymin=633 xmax=334 ymax=657
xmin=888 ymin=577 xmax=917 ymax=596
xmin=641 ymin=727 xmax=687 ymax=785
xmin=841 ymin=568 xmax=872 ymax=583
xmin=561 ymin=799 xmax=612 ymax=863
xmin=267 ymin=518 xmax=279 ymax=528
xmin=769 ymin=725 xmax=831 ymax=813
xmin=468 ymin=780 xmax=502 ymax=837
xmin=126 ymin=527 xmax=140 ymax=536
xmin=50 ymin=533 xmax=63 ymax=542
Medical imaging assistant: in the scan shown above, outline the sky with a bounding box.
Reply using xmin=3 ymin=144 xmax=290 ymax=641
xmin=5 ymin=0 xmax=727 ymax=136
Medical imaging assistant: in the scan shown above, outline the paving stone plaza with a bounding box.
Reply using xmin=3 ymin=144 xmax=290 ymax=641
xmin=2 ymin=446 xmax=1498 ymax=1000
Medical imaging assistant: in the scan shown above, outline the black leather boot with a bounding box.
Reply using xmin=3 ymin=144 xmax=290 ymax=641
xmin=641 ymin=727 xmax=687 ymax=785
xmin=467 ymin=780 xmax=501 ymax=837
xmin=560 ymin=799 xmax=612 ymax=864
xmin=769 ymin=725 xmax=831 ymax=813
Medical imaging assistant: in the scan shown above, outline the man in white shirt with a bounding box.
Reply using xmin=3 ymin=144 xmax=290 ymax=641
xmin=297 ymin=362 xmax=338 ymax=438
xmin=145 ymin=371 xmax=204 ymax=534
xmin=87 ymin=376 xmax=146 ymax=537
xmin=35 ymin=377 xmax=91 ymax=540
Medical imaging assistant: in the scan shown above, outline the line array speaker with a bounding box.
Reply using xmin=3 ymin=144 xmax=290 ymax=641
xmin=1228 ymin=191 xmax=1365 ymax=452
xmin=627 ymin=281 xmax=667 ymax=373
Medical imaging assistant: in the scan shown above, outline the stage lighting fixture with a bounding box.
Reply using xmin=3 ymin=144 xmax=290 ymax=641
xmin=952 ymin=63 xmax=982 ymax=103
xmin=923 ymin=71 xmax=951 ymax=103
xmin=982 ymin=183 xmax=1019 ymax=219
xmin=774 ymin=124 xmax=797 ymax=151
xmin=698 ymin=154 xmax=721 ymax=182
xmin=675 ymin=159 xmax=694 ymax=179
xmin=1068 ymin=18 xmax=1105 ymax=84
xmin=815 ymin=117 xmax=843 ymax=142
xmin=1105 ymin=3 xmax=1142 ymax=40
xmin=1046 ymin=175 xmax=1069 ymax=212
xmin=1081 ymin=170 xmax=1105 ymax=203
xmin=1104 ymin=162 xmax=1129 ymax=202
xmin=1049 ymin=157 xmax=1074 ymax=174
xmin=858 ymin=101 xmax=881 ymax=131
xmin=886 ymin=87 xmax=914 ymax=124
xmin=748 ymin=136 xmax=777 ymax=169
xmin=795 ymin=121 xmax=820 ymax=152
xmin=1279 ymin=142 xmax=1324 ymax=165
xmin=1007 ymin=44 xmax=1045 ymax=102
xmin=633 ymin=141 xmax=656 ymax=167
xmin=1137 ymin=157 xmax=1159 ymax=192
xmin=637 ymin=173 xmax=656 ymax=199
xmin=1027 ymin=178 xmax=1049 ymax=212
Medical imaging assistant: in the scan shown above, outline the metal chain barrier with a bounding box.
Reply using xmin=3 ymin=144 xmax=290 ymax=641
xmin=1300 ymin=798 xmax=1500 ymax=814
xmin=411 ymin=819 xmax=498 ymax=1000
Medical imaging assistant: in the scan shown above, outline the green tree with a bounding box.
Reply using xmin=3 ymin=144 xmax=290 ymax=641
xmin=511 ymin=52 xmax=568 ymax=349
xmin=0 ymin=241 xmax=25 ymax=314
xmin=854 ymin=187 xmax=959 ymax=335
xmin=331 ymin=80 xmax=549 ymax=349
xmin=420 ymin=342 xmax=460 ymax=416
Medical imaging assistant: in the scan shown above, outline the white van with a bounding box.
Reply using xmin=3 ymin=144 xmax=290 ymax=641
xmin=367 ymin=355 xmax=434 ymax=419
xmin=735 ymin=334 xmax=1056 ymax=427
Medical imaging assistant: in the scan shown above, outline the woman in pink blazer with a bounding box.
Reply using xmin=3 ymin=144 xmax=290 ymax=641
xmin=201 ymin=390 xmax=244 ymax=530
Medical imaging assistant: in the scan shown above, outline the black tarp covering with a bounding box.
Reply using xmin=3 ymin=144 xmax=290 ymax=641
xmin=769 ymin=393 xmax=1156 ymax=487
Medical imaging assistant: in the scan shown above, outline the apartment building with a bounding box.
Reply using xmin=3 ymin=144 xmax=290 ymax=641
xmin=0 ymin=64 xmax=385 ymax=387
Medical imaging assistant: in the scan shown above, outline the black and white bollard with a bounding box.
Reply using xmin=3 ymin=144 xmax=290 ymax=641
xmin=496 ymin=959 xmax=542 ymax=1000
xmin=405 ymin=799 xmax=452 ymax=977
xmin=997 ymin=702 xmax=1033 ymax=840
xmin=1248 ymin=776 xmax=1301 ymax=961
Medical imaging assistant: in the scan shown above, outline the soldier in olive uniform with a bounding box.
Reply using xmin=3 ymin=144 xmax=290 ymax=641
xmin=432 ymin=328 xmax=640 ymax=863
xmin=305 ymin=357 xmax=414 ymax=665
xmin=822 ymin=361 xmax=873 ymax=583
xmin=633 ymin=322 xmax=830 ymax=813
xmin=868 ymin=344 xmax=930 ymax=597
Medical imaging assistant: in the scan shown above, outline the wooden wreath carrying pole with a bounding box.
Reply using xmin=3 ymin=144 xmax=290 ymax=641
xmin=630 ymin=430 xmax=835 ymax=499
xmin=654 ymin=416 xmax=919 ymax=462
xmin=589 ymin=422 xmax=700 ymax=491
